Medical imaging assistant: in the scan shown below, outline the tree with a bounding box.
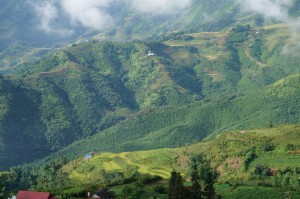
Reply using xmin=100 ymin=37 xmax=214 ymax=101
xmin=203 ymin=171 xmax=215 ymax=199
xmin=282 ymin=172 xmax=291 ymax=188
xmin=121 ymin=182 xmax=145 ymax=199
xmin=268 ymin=120 xmax=273 ymax=128
xmin=190 ymin=156 xmax=202 ymax=199
xmin=169 ymin=170 xmax=185 ymax=199
xmin=188 ymin=154 xmax=218 ymax=199
xmin=59 ymin=156 xmax=68 ymax=166
xmin=0 ymin=184 xmax=6 ymax=199
xmin=290 ymin=175 xmax=300 ymax=190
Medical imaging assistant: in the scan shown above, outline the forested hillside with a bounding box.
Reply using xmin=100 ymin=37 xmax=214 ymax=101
xmin=3 ymin=125 xmax=300 ymax=199
xmin=37 ymin=73 xmax=300 ymax=163
xmin=0 ymin=22 xmax=299 ymax=170
xmin=0 ymin=1 xmax=299 ymax=198
xmin=1 ymin=0 xmax=300 ymax=70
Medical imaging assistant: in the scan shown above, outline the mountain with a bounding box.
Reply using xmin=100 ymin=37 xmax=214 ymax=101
xmin=0 ymin=0 xmax=241 ymax=50
xmin=0 ymin=1 xmax=299 ymax=198
xmin=33 ymin=73 xmax=300 ymax=164
xmin=0 ymin=22 xmax=299 ymax=170
xmin=1 ymin=0 xmax=299 ymax=70
xmin=0 ymin=0 xmax=299 ymax=168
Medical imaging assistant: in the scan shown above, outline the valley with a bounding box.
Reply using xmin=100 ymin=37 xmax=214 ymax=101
xmin=0 ymin=23 xmax=299 ymax=171
xmin=0 ymin=0 xmax=299 ymax=198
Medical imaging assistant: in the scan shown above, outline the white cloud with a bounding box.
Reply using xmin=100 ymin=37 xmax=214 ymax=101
xmin=132 ymin=0 xmax=192 ymax=15
xmin=35 ymin=2 xmax=56 ymax=33
xmin=240 ymin=0 xmax=293 ymax=21
xmin=33 ymin=0 xmax=113 ymax=35
xmin=34 ymin=1 xmax=73 ymax=36
xmin=240 ymin=0 xmax=300 ymax=54
xmin=60 ymin=0 xmax=113 ymax=30
xmin=33 ymin=0 xmax=193 ymax=35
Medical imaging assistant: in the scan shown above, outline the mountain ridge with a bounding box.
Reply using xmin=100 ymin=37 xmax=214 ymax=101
xmin=0 ymin=0 xmax=299 ymax=172
xmin=24 ymin=73 xmax=300 ymax=170
xmin=0 ymin=22 xmax=299 ymax=170
xmin=1 ymin=0 xmax=299 ymax=70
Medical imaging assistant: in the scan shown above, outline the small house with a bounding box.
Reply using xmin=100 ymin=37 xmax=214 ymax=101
xmin=16 ymin=191 xmax=58 ymax=199
xmin=84 ymin=152 xmax=95 ymax=160
xmin=147 ymin=51 xmax=155 ymax=56
xmin=91 ymin=188 xmax=115 ymax=199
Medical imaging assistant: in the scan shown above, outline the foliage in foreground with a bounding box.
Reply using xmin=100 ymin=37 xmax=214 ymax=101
xmin=1 ymin=125 xmax=300 ymax=198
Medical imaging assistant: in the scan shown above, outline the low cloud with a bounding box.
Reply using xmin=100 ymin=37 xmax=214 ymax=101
xmin=33 ymin=0 xmax=192 ymax=35
xmin=60 ymin=0 xmax=113 ymax=30
xmin=240 ymin=0 xmax=300 ymax=54
xmin=131 ymin=0 xmax=192 ymax=15
xmin=33 ymin=0 xmax=113 ymax=36
xmin=240 ymin=0 xmax=293 ymax=21
xmin=34 ymin=1 xmax=73 ymax=36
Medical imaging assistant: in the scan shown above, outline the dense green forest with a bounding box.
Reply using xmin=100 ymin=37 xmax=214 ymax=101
xmin=0 ymin=22 xmax=299 ymax=170
xmin=0 ymin=0 xmax=299 ymax=198
xmin=33 ymin=73 xmax=300 ymax=163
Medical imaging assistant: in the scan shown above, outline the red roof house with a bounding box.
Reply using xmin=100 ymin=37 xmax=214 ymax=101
xmin=16 ymin=191 xmax=58 ymax=199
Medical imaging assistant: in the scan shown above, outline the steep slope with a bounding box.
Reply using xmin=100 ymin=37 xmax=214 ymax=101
xmin=38 ymin=73 xmax=300 ymax=165
xmin=11 ymin=124 xmax=300 ymax=199
xmin=0 ymin=79 xmax=51 ymax=168
xmin=61 ymin=124 xmax=300 ymax=182
xmin=0 ymin=0 xmax=238 ymax=50
xmin=3 ymin=0 xmax=300 ymax=70
xmin=1 ymin=41 xmax=193 ymax=170
xmin=0 ymin=22 xmax=299 ymax=170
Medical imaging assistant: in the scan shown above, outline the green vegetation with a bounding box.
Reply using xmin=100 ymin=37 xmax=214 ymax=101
xmin=3 ymin=0 xmax=299 ymax=71
xmin=0 ymin=1 xmax=299 ymax=198
xmin=2 ymin=125 xmax=300 ymax=198
xmin=0 ymin=21 xmax=299 ymax=170
xmin=38 ymin=73 xmax=300 ymax=165
xmin=215 ymin=184 xmax=300 ymax=199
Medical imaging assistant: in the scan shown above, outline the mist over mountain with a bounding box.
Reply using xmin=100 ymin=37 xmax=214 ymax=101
xmin=1 ymin=0 xmax=299 ymax=48
xmin=0 ymin=1 xmax=299 ymax=198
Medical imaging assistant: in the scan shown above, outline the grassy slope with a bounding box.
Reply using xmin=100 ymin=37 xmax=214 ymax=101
xmin=64 ymin=148 xmax=180 ymax=183
xmin=216 ymin=184 xmax=300 ymax=199
xmin=162 ymin=23 xmax=300 ymax=100
xmin=30 ymin=124 xmax=299 ymax=198
xmin=0 ymin=44 xmax=51 ymax=73
xmin=59 ymin=124 xmax=300 ymax=198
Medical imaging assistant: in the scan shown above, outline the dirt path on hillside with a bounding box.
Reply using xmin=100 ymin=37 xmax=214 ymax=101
xmin=245 ymin=48 xmax=270 ymax=69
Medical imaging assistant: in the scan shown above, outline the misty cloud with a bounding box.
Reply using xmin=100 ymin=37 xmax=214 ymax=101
xmin=240 ymin=0 xmax=293 ymax=21
xmin=33 ymin=0 xmax=114 ymax=35
xmin=60 ymin=0 xmax=113 ymax=30
xmin=34 ymin=1 xmax=73 ymax=36
xmin=240 ymin=0 xmax=300 ymax=54
xmin=33 ymin=0 xmax=193 ymax=35
xmin=132 ymin=0 xmax=192 ymax=15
